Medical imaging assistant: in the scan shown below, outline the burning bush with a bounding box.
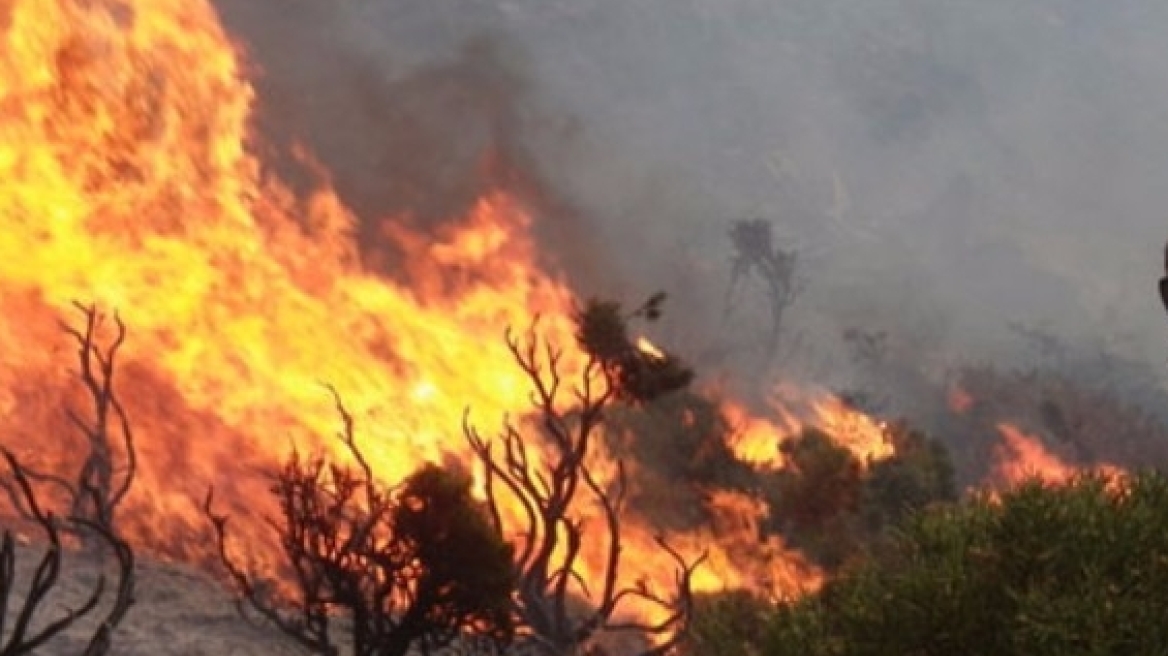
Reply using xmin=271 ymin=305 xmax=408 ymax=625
xmin=206 ymin=391 xmax=515 ymax=656
xmin=574 ymin=294 xmax=694 ymax=405
xmin=947 ymin=365 xmax=1168 ymax=484
xmin=760 ymin=422 xmax=955 ymax=569
xmin=604 ymin=391 xmax=757 ymax=532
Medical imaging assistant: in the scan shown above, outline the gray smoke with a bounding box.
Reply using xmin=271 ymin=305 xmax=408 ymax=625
xmin=212 ymin=0 xmax=1168 ymax=412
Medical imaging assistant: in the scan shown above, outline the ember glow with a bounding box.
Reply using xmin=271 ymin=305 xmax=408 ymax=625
xmin=0 ymin=0 xmax=843 ymax=622
xmin=634 ymin=335 xmax=667 ymax=360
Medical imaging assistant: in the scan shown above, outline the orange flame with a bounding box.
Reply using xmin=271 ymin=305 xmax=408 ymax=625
xmin=634 ymin=335 xmax=667 ymax=361
xmin=0 ymin=0 xmax=831 ymax=630
xmin=991 ymin=423 xmax=1122 ymax=487
xmin=726 ymin=387 xmax=894 ymax=470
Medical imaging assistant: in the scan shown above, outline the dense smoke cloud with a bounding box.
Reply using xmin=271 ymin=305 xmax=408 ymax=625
xmin=212 ymin=0 xmax=1168 ymax=410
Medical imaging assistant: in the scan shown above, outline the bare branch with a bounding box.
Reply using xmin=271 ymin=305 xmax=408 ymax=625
xmin=13 ymin=302 xmax=140 ymax=541
xmin=207 ymin=392 xmax=515 ymax=656
xmin=0 ymin=447 xmax=135 ymax=656
xmin=466 ymin=315 xmax=703 ymax=655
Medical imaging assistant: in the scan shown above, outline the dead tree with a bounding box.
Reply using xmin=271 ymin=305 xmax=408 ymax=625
xmin=726 ymin=219 xmax=800 ymax=365
xmin=1 ymin=302 xmax=136 ymax=539
xmin=0 ymin=448 xmax=135 ymax=656
xmin=464 ymin=316 xmax=705 ymax=656
xmin=205 ymin=389 xmax=515 ymax=656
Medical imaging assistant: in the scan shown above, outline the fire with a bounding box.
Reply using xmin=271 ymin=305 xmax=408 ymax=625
xmin=723 ymin=398 xmax=800 ymax=470
xmin=726 ymin=387 xmax=894 ymax=470
xmin=805 ymin=394 xmax=894 ymax=463
xmin=0 ymin=0 xmax=572 ymax=563
xmin=634 ymin=335 xmax=666 ymax=361
xmin=699 ymin=489 xmax=821 ymax=596
xmin=991 ymin=423 xmax=1122 ymax=487
xmin=0 ymin=0 xmax=829 ymax=632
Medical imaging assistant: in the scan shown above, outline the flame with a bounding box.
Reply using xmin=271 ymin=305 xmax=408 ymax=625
xmin=723 ymin=398 xmax=800 ymax=470
xmin=805 ymin=394 xmax=894 ymax=463
xmin=0 ymin=0 xmax=829 ymax=632
xmin=634 ymin=335 xmax=666 ymax=361
xmin=698 ymin=489 xmax=821 ymax=597
xmin=991 ymin=423 xmax=1122 ymax=487
xmin=726 ymin=387 xmax=894 ymax=470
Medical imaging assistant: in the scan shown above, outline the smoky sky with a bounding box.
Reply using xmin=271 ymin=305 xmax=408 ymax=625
xmin=212 ymin=0 xmax=1168 ymax=403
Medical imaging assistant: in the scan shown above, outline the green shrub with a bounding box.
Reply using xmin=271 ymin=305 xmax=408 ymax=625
xmin=764 ymin=472 xmax=1168 ymax=656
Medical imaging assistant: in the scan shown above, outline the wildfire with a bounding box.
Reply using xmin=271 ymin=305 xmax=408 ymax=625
xmin=0 ymin=0 xmax=577 ymax=562
xmin=0 ymin=0 xmax=836 ymax=632
xmin=726 ymin=387 xmax=895 ymax=470
xmin=991 ymin=423 xmax=1122 ymax=488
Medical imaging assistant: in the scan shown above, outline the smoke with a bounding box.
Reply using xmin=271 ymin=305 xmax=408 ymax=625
xmin=212 ymin=0 xmax=1168 ymax=413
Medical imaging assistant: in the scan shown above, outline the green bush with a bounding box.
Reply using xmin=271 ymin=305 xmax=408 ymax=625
xmin=682 ymin=590 xmax=774 ymax=656
xmin=859 ymin=422 xmax=956 ymax=531
xmin=763 ymin=472 xmax=1168 ymax=656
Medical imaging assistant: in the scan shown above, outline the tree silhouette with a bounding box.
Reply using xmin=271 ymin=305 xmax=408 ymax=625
xmin=726 ymin=219 xmax=800 ymax=365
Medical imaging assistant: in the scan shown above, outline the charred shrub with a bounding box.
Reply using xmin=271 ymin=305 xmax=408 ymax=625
xmin=206 ymin=393 xmax=515 ymax=656
xmin=0 ymin=448 xmax=136 ymax=656
xmin=574 ymin=295 xmax=694 ymax=405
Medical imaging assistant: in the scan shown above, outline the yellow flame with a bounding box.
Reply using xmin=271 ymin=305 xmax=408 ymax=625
xmin=0 ymin=0 xmax=832 ymax=626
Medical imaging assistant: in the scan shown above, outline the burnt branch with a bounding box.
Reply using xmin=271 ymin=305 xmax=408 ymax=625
xmin=465 ymin=319 xmax=704 ymax=655
xmin=2 ymin=303 xmax=137 ymax=542
xmin=204 ymin=484 xmax=337 ymax=656
xmin=60 ymin=301 xmax=136 ymax=533
xmin=76 ymin=511 xmax=136 ymax=656
xmin=206 ymin=392 xmax=514 ymax=656
xmin=0 ymin=448 xmax=136 ymax=656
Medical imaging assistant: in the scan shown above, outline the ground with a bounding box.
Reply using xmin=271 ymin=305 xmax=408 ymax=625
xmin=8 ymin=542 xmax=304 ymax=656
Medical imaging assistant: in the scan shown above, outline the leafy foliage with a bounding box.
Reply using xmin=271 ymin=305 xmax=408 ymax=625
xmin=859 ymin=422 xmax=956 ymax=531
xmin=682 ymin=590 xmax=774 ymax=656
xmin=762 ymin=429 xmax=865 ymax=568
xmin=763 ymin=472 xmax=1168 ymax=656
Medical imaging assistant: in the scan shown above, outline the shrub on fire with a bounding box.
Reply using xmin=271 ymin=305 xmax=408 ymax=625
xmin=206 ymin=392 xmax=515 ymax=656
xmin=760 ymin=422 xmax=956 ymax=569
